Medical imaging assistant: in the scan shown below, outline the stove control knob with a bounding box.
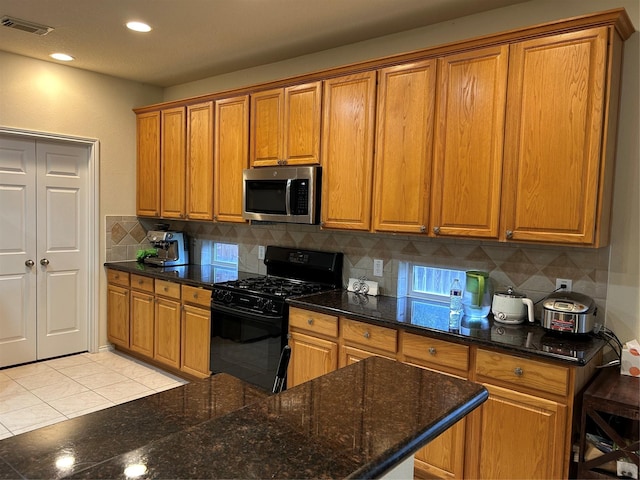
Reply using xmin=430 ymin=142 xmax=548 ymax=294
xmin=263 ymin=299 xmax=273 ymax=311
xmin=222 ymin=291 xmax=233 ymax=303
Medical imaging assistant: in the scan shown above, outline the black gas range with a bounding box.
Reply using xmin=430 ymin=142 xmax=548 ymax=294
xmin=210 ymin=246 xmax=343 ymax=391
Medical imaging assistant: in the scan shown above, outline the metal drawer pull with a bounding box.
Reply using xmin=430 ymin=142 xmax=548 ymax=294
xmin=514 ymin=367 xmax=523 ymax=377
xmin=163 ymin=287 xmax=168 ymax=292
xmin=193 ymin=293 xmax=198 ymax=298
xmin=429 ymin=347 xmax=437 ymax=355
xmin=363 ymin=331 xmax=371 ymax=339
xmin=307 ymin=318 xmax=314 ymax=325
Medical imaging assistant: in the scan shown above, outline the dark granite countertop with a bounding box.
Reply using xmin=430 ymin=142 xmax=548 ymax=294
xmin=105 ymin=262 xmax=605 ymax=366
xmin=288 ymin=290 xmax=606 ymax=366
xmin=0 ymin=357 xmax=487 ymax=480
xmin=105 ymin=261 xmax=246 ymax=288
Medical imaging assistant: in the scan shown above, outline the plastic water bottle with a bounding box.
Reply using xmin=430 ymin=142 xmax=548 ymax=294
xmin=449 ymin=278 xmax=463 ymax=330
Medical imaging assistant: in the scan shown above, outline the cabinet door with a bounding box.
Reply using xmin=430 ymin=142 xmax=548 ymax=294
xmin=373 ymin=60 xmax=436 ymax=234
xmin=501 ymin=27 xmax=608 ymax=245
xmin=287 ymin=331 xmax=338 ymax=387
xmin=466 ymin=383 xmax=567 ymax=479
xmin=136 ymin=111 xmax=161 ymax=216
xmin=321 ymin=71 xmax=377 ymax=230
xmin=283 ymin=82 xmax=322 ymax=165
xmin=406 ymin=359 xmax=467 ymax=479
xmin=187 ymin=102 xmax=214 ymax=220
xmin=181 ymin=304 xmax=211 ymax=378
xmin=250 ymin=88 xmax=284 ymax=167
xmin=430 ymin=45 xmax=508 ymax=239
xmin=214 ymin=95 xmax=249 ymax=223
xmin=161 ymin=106 xmax=186 ymax=218
xmin=107 ymin=284 xmax=129 ymax=348
xmin=154 ymin=297 xmax=181 ymax=369
xmin=130 ymin=290 xmax=154 ymax=358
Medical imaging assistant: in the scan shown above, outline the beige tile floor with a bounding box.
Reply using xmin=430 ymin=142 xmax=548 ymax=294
xmin=0 ymin=350 xmax=188 ymax=439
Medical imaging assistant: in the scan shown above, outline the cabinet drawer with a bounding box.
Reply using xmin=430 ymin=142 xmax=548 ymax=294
xmin=107 ymin=269 xmax=129 ymax=287
xmin=155 ymin=279 xmax=181 ymax=300
xmin=401 ymin=332 xmax=469 ymax=373
xmin=130 ymin=274 xmax=154 ymax=293
xmin=475 ymin=349 xmax=570 ymax=397
xmin=289 ymin=307 xmax=338 ymax=338
xmin=341 ymin=318 xmax=397 ymax=354
xmin=182 ymin=285 xmax=212 ymax=308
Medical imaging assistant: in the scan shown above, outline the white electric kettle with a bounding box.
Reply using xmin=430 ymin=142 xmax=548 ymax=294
xmin=491 ymin=286 xmax=534 ymax=325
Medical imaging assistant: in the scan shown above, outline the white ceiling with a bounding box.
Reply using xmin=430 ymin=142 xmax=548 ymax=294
xmin=0 ymin=0 xmax=529 ymax=88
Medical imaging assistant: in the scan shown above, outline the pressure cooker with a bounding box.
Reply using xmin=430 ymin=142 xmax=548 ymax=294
xmin=539 ymin=292 xmax=597 ymax=334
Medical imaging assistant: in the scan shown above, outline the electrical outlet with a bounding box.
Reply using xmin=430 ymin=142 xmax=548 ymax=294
xmin=373 ymin=259 xmax=384 ymax=277
xmin=555 ymin=278 xmax=572 ymax=292
xmin=258 ymin=245 xmax=265 ymax=260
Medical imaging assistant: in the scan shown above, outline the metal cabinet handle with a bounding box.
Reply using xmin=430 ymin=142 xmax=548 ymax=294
xmin=506 ymin=230 xmax=514 ymax=239
xmin=163 ymin=287 xmax=168 ymax=292
xmin=429 ymin=347 xmax=437 ymax=355
xmin=25 ymin=259 xmax=35 ymax=267
xmin=420 ymin=225 xmax=426 ymax=233
xmin=363 ymin=331 xmax=371 ymax=339
xmin=40 ymin=258 xmax=49 ymax=266
xmin=193 ymin=293 xmax=198 ymax=299
xmin=307 ymin=318 xmax=314 ymax=325
xmin=514 ymin=367 xmax=523 ymax=377
xmin=433 ymin=226 xmax=440 ymax=235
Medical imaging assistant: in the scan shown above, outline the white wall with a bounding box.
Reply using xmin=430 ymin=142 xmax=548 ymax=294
xmin=164 ymin=0 xmax=640 ymax=343
xmin=0 ymin=50 xmax=163 ymax=348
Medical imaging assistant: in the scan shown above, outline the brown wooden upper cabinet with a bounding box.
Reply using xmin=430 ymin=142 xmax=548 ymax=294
xmin=320 ymin=72 xmax=377 ymax=231
xmin=430 ymin=45 xmax=509 ymax=239
xmin=214 ymin=95 xmax=249 ymax=223
xmin=136 ymin=101 xmax=214 ymax=220
xmin=501 ymin=27 xmax=613 ymax=246
xmin=161 ymin=106 xmax=186 ymax=219
xmin=136 ymin=111 xmax=161 ymax=216
xmin=373 ymin=60 xmax=437 ymax=234
xmin=186 ymin=101 xmax=214 ymax=221
xmin=249 ymin=81 xmax=322 ymax=167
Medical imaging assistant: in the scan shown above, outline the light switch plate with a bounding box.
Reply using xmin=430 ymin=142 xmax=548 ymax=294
xmin=258 ymin=245 xmax=265 ymax=260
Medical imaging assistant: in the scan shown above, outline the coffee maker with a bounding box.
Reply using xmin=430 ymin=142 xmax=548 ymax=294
xmin=144 ymin=230 xmax=189 ymax=266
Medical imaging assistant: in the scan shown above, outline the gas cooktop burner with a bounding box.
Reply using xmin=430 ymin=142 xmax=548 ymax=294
xmin=221 ymin=276 xmax=330 ymax=298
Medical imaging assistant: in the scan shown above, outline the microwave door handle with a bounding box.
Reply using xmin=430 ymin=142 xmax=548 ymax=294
xmin=285 ymin=179 xmax=292 ymax=216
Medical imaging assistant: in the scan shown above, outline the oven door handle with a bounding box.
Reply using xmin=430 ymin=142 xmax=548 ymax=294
xmin=211 ymin=302 xmax=283 ymax=322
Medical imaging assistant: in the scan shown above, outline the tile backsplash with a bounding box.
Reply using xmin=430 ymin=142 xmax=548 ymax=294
xmin=106 ymin=216 xmax=609 ymax=314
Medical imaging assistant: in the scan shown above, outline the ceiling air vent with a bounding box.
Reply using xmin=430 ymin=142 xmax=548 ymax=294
xmin=1 ymin=16 xmax=53 ymax=36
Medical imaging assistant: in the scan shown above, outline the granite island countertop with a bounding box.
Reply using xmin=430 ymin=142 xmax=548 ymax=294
xmin=288 ymin=290 xmax=606 ymax=366
xmin=0 ymin=357 xmax=487 ymax=479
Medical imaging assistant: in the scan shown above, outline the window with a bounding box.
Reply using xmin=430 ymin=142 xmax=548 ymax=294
xmin=407 ymin=264 xmax=464 ymax=302
xmin=201 ymin=241 xmax=239 ymax=282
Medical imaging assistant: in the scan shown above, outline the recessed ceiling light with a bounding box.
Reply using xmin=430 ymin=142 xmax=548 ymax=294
xmin=126 ymin=21 xmax=151 ymax=33
xmin=50 ymin=53 xmax=74 ymax=61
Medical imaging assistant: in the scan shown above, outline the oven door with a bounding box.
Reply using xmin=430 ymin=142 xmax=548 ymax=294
xmin=210 ymin=302 xmax=286 ymax=391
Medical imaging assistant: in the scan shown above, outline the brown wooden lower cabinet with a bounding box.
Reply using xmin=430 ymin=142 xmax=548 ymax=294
xmin=106 ymin=269 xmax=211 ymax=379
xmin=287 ymin=306 xmax=600 ymax=480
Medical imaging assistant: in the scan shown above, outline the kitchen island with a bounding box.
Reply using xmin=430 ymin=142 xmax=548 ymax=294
xmin=0 ymin=356 xmax=487 ymax=479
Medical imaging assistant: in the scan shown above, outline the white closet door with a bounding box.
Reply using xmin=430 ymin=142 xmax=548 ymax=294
xmin=0 ymin=135 xmax=37 ymax=367
xmin=36 ymin=140 xmax=89 ymax=359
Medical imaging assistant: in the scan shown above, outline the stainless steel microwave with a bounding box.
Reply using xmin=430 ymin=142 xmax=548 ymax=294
xmin=242 ymin=166 xmax=321 ymax=224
